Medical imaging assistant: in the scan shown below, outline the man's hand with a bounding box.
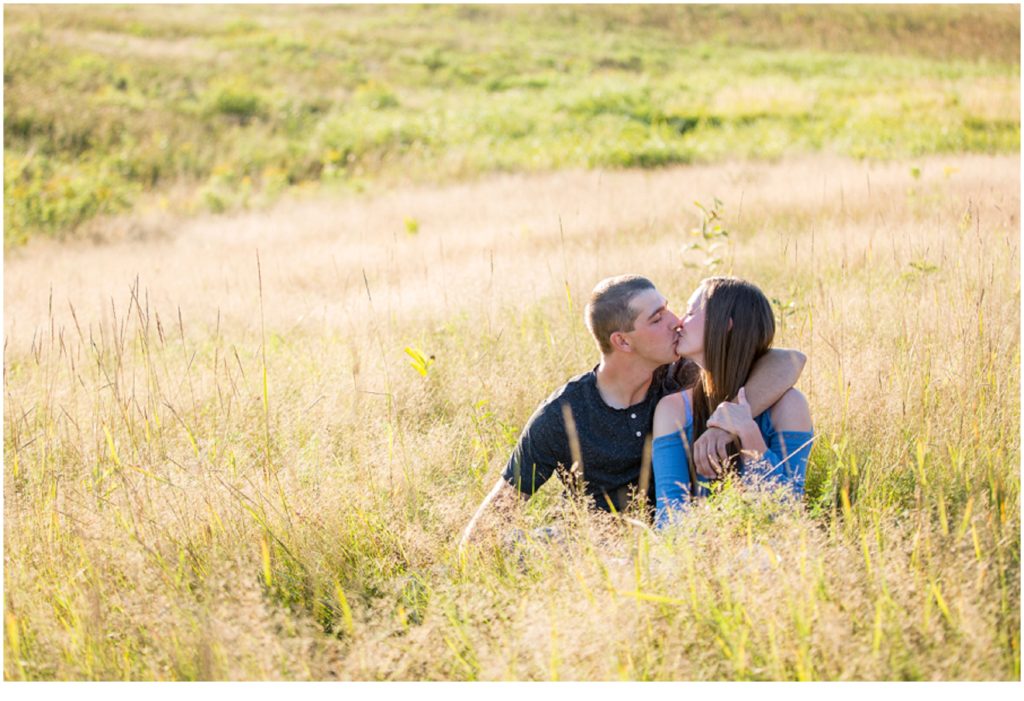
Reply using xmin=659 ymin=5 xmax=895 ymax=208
xmin=459 ymin=479 xmax=526 ymax=555
xmin=691 ymin=426 xmax=733 ymax=478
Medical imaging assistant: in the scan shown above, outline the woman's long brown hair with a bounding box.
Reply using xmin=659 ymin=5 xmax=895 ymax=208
xmin=691 ymin=277 xmax=776 ymax=472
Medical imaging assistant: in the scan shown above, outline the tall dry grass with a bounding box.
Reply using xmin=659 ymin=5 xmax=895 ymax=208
xmin=3 ymin=154 xmax=1019 ymax=679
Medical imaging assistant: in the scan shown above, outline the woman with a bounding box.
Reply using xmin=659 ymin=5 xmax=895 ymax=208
xmin=652 ymin=276 xmax=813 ymax=525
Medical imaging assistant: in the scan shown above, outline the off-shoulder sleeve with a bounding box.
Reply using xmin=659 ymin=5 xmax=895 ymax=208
xmin=743 ymin=429 xmax=814 ymax=496
xmin=652 ymin=392 xmax=712 ymax=526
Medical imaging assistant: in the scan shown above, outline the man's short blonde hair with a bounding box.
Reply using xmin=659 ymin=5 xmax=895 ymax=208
xmin=584 ymin=275 xmax=656 ymax=355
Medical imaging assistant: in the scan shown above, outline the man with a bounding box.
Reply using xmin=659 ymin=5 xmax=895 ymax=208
xmin=459 ymin=274 xmax=805 ymax=548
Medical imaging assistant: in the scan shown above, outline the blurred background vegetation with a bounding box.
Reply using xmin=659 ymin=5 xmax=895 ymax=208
xmin=4 ymin=3 xmax=1020 ymax=248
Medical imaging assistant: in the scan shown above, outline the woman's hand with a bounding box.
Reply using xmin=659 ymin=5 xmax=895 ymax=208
xmin=706 ymin=387 xmax=761 ymax=447
xmin=712 ymin=384 xmax=761 ymax=440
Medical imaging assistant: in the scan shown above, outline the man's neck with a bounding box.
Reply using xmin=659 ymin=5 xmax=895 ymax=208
xmin=594 ymin=355 xmax=659 ymax=409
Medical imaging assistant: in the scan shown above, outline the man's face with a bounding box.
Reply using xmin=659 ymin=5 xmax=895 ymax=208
xmin=618 ymin=288 xmax=681 ymax=366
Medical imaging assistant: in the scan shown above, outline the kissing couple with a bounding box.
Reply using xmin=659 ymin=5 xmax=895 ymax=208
xmin=461 ymin=274 xmax=813 ymax=546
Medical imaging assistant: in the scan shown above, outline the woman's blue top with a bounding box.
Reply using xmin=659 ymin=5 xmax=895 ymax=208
xmin=652 ymin=392 xmax=814 ymax=526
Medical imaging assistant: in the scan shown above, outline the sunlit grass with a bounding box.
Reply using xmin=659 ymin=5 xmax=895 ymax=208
xmin=3 ymin=153 xmax=1018 ymax=679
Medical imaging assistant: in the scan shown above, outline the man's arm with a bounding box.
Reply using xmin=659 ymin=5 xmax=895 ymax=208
xmin=459 ymin=393 xmax=569 ymax=552
xmin=691 ymin=348 xmax=806 ymax=477
xmin=459 ymin=404 xmax=559 ymax=552
xmin=459 ymin=478 xmax=528 ymax=553
xmin=741 ymin=348 xmax=807 ymax=416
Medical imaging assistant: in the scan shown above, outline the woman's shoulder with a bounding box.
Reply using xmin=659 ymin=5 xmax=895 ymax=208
xmin=653 ymin=389 xmax=692 ymax=438
xmin=768 ymin=388 xmax=812 ymax=432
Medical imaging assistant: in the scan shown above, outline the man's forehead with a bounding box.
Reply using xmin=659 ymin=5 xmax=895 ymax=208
xmin=631 ymin=287 xmax=667 ymax=316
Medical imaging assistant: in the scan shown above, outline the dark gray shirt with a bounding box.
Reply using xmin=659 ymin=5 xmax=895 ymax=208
xmin=502 ymin=360 xmax=697 ymax=511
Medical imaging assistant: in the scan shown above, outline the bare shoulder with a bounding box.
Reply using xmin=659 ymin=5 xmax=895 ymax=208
xmin=769 ymin=388 xmax=812 ymax=432
xmin=653 ymin=389 xmax=691 ymax=438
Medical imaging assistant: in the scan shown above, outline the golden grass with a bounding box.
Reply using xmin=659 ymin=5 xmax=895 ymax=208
xmin=3 ymin=153 xmax=1020 ymax=679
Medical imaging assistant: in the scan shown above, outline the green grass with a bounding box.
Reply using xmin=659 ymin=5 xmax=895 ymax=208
xmin=4 ymin=4 xmax=1020 ymax=247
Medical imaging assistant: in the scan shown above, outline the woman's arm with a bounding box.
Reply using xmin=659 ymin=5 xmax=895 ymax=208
xmin=704 ymin=386 xmax=814 ymax=491
xmin=652 ymin=435 xmax=690 ymax=526
xmin=740 ymin=389 xmax=814 ymax=494
xmin=692 ymin=349 xmax=805 ymax=477
xmin=724 ymin=388 xmax=811 ymax=491
xmin=652 ymin=391 xmax=710 ymax=525
xmin=746 ymin=432 xmax=814 ymax=495
xmin=652 ymin=390 xmax=689 ymax=440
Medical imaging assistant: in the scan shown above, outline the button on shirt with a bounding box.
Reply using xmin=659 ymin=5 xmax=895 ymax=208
xmin=502 ymin=361 xmax=696 ymax=511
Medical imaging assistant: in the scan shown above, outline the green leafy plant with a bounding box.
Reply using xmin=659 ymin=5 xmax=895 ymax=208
xmin=771 ymin=296 xmax=798 ymax=329
xmin=908 ymin=260 xmax=939 ymax=274
xmin=683 ymin=197 xmax=730 ymax=271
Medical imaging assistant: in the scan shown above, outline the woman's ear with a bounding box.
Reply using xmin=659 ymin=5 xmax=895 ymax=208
xmin=727 ymin=317 xmax=733 ymax=332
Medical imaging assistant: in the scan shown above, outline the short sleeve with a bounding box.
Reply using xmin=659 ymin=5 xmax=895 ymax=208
xmin=501 ymin=403 xmax=567 ymax=496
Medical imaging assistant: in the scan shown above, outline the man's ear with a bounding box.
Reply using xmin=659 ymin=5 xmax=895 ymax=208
xmin=610 ymin=331 xmax=631 ymax=353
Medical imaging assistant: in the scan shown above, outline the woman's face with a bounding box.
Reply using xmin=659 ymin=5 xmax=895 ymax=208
xmin=675 ymin=285 xmax=706 ymax=366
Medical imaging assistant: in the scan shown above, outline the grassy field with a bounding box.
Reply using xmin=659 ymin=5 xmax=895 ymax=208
xmin=3 ymin=3 xmax=1021 ymax=683
xmin=4 ymin=153 xmax=1020 ymax=680
xmin=3 ymin=4 xmax=1020 ymax=247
